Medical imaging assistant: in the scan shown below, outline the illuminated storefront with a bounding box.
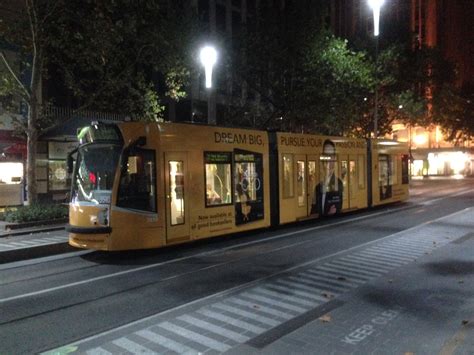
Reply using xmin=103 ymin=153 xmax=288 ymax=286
xmin=0 ymin=129 xmax=26 ymax=206
xmin=390 ymin=123 xmax=474 ymax=177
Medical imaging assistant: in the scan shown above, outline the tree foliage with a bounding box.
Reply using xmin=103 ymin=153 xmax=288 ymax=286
xmin=0 ymin=0 xmax=61 ymax=203
xmin=228 ymin=1 xmax=374 ymax=136
xmin=47 ymin=0 xmax=194 ymax=119
xmin=0 ymin=0 xmax=195 ymax=202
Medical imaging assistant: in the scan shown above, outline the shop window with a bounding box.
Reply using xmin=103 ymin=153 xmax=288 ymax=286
xmin=48 ymin=160 xmax=69 ymax=191
xmin=205 ymin=152 xmax=232 ymax=206
xmin=0 ymin=162 xmax=24 ymax=207
xmin=117 ymin=148 xmax=156 ymax=212
xmin=282 ymin=154 xmax=294 ymax=198
xmin=0 ymin=162 xmax=23 ymax=185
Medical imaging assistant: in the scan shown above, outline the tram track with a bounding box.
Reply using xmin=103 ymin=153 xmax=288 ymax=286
xmin=1 ymin=204 xmax=468 ymax=326
xmin=0 ymin=201 xmax=419 ymax=303
xmin=1 ymin=186 xmax=472 ymax=303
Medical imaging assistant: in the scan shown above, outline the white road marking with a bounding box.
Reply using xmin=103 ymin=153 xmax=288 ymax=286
xmin=196 ymin=308 xmax=266 ymax=334
xmin=177 ymin=314 xmax=250 ymax=342
xmin=157 ymin=321 xmax=231 ymax=352
xmin=136 ymin=328 xmax=198 ymax=354
xmin=112 ymin=337 xmax=154 ymax=354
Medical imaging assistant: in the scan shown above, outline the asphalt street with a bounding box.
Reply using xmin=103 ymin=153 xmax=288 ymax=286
xmin=0 ymin=178 xmax=473 ymax=354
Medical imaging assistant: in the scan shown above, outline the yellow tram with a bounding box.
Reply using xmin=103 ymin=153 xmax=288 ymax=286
xmin=67 ymin=122 xmax=409 ymax=251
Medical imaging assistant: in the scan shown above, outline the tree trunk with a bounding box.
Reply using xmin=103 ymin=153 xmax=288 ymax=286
xmin=26 ymin=53 xmax=42 ymax=204
xmin=26 ymin=99 xmax=38 ymax=205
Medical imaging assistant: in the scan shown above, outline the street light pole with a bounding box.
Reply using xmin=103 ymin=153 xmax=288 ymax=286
xmin=374 ymin=35 xmax=379 ymax=138
xmin=368 ymin=0 xmax=384 ymax=138
xmin=200 ymin=46 xmax=218 ymax=125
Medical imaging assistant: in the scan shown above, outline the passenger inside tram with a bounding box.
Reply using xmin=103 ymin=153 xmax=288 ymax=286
xmin=206 ymin=184 xmax=221 ymax=205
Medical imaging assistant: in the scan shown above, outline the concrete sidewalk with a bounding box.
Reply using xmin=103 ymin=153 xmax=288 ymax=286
xmin=0 ymin=224 xmax=66 ymax=238
xmin=0 ymin=228 xmax=71 ymax=263
xmin=43 ymin=207 xmax=474 ymax=355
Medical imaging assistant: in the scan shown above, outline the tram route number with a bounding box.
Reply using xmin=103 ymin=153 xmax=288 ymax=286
xmin=341 ymin=309 xmax=400 ymax=345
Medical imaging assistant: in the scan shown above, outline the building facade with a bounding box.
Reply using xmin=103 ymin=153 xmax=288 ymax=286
xmin=398 ymin=0 xmax=474 ymax=176
xmin=330 ymin=0 xmax=473 ymax=176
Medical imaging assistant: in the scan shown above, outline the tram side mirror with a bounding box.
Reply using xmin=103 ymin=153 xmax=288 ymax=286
xmin=127 ymin=156 xmax=138 ymax=174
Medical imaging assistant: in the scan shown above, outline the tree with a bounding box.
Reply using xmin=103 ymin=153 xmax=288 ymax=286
xmin=0 ymin=0 xmax=60 ymax=204
xmin=298 ymin=34 xmax=374 ymax=136
xmin=417 ymin=47 xmax=473 ymax=143
xmin=360 ymin=43 xmax=427 ymax=136
xmin=47 ymin=0 xmax=194 ymax=120
xmin=1 ymin=0 xmax=195 ymax=203
xmin=381 ymin=45 xmax=472 ymax=143
xmin=227 ymin=1 xmax=374 ymax=136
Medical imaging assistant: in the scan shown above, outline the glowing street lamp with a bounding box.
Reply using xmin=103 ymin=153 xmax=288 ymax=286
xmin=368 ymin=0 xmax=384 ymax=37
xmin=200 ymin=45 xmax=218 ymax=124
xmin=200 ymin=46 xmax=217 ymax=89
xmin=368 ymin=0 xmax=385 ymax=137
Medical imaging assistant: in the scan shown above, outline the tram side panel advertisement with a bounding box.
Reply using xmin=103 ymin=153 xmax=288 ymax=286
xmin=234 ymin=149 xmax=264 ymax=225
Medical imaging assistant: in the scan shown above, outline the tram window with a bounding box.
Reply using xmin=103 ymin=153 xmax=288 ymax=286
xmin=341 ymin=160 xmax=348 ymax=184
xmin=358 ymin=155 xmax=365 ymax=189
xmin=282 ymin=154 xmax=294 ymax=198
xmin=169 ymin=161 xmax=185 ymax=225
xmin=357 ymin=155 xmax=366 ymax=189
xmin=297 ymin=161 xmax=305 ymax=207
xmin=378 ymin=154 xmax=392 ymax=200
xmin=117 ymin=148 xmax=157 ymax=212
xmin=401 ymin=155 xmax=409 ymax=184
xmin=391 ymin=156 xmax=398 ymax=185
xmin=340 ymin=160 xmax=348 ymax=203
xmin=349 ymin=160 xmax=356 ymax=196
xmin=204 ymin=152 xmax=232 ymax=207
xmin=308 ymin=161 xmax=317 ymax=208
xmin=234 ymin=149 xmax=264 ymax=225
xmin=320 ymin=158 xmax=339 ymax=192
xmin=235 ymin=161 xmax=258 ymax=201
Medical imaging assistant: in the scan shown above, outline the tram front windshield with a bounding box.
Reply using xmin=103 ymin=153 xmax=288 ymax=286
xmin=72 ymin=144 xmax=122 ymax=205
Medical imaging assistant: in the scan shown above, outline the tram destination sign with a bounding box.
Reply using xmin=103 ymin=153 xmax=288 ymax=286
xmin=77 ymin=124 xmax=122 ymax=144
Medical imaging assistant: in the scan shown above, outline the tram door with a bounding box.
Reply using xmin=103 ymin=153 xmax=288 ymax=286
xmin=295 ymin=155 xmax=318 ymax=219
xmin=165 ymin=152 xmax=190 ymax=243
xmin=307 ymin=156 xmax=318 ymax=215
xmin=348 ymin=155 xmax=358 ymax=207
xmin=340 ymin=155 xmax=359 ymax=210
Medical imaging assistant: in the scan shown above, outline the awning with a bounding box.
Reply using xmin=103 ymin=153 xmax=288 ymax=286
xmin=0 ymin=130 xmax=26 ymax=159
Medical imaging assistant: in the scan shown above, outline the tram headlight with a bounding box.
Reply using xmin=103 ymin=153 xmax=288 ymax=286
xmin=97 ymin=208 xmax=109 ymax=226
